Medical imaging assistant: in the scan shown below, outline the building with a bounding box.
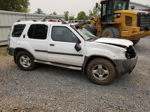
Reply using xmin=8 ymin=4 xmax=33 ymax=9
xmin=129 ymin=1 xmax=150 ymax=11
xmin=0 ymin=10 xmax=64 ymax=46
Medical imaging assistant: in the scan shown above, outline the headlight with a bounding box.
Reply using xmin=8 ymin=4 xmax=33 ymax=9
xmin=125 ymin=16 xmax=132 ymax=26
xmin=113 ymin=13 xmax=121 ymax=18
xmin=125 ymin=46 xmax=136 ymax=59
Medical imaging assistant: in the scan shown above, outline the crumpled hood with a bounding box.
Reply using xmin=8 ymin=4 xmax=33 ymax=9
xmin=95 ymin=38 xmax=133 ymax=47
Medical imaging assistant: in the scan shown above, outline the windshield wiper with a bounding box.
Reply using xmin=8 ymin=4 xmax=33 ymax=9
xmin=87 ymin=37 xmax=95 ymax=41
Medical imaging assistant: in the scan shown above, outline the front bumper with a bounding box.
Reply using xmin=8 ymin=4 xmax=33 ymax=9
xmin=114 ymin=56 xmax=138 ymax=75
xmin=7 ymin=48 xmax=15 ymax=56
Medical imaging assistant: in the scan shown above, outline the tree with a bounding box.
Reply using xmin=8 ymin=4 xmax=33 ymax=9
xmin=52 ymin=11 xmax=57 ymax=15
xmin=69 ymin=16 xmax=75 ymax=20
xmin=50 ymin=11 xmax=57 ymax=15
xmin=35 ymin=8 xmax=44 ymax=14
xmin=77 ymin=11 xmax=88 ymax=20
xmin=0 ymin=0 xmax=30 ymax=12
xmin=64 ymin=11 xmax=69 ymax=21
xmin=89 ymin=6 xmax=100 ymax=19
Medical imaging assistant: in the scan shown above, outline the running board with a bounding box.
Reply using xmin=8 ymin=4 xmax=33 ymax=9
xmin=34 ymin=59 xmax=82 ymax=70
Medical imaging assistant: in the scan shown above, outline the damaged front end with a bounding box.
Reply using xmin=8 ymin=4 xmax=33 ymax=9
xmin=115 ymin=45 xmax=137 ymax=75
xmin=125 ymin=46 xmax=136 ymax=59
xmin=94 ymin=38 xmax=137 ymax=75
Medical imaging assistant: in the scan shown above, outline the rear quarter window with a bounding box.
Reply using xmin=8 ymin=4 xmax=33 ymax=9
xmin=12 ymin=24 xmax=26 ymax=37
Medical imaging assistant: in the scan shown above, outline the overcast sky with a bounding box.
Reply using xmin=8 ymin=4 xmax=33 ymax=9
xmin=29 ymin=0 xmax=150 ymax=16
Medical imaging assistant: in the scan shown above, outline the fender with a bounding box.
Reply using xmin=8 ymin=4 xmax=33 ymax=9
xmin=82 ymin=55 xmax=117 ymax=74
xmin=13 ymin=47 xmax=35 ymax=63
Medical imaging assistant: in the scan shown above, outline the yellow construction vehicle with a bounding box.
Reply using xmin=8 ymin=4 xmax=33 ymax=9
xmin=79 ymin=0 xmax=150 ymax=45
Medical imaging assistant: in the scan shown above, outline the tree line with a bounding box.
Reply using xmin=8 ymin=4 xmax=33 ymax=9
xmin=34 ymin=7 xmax=100 ymax=21
xmin=0 ymin=0 xmax=30 ymax=12
xmin=0 ymin=0 xmax=100 ymax=20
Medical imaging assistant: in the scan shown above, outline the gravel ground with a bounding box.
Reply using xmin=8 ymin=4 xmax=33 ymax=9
xmin=0 ymin=37 xmax=150 ymax=112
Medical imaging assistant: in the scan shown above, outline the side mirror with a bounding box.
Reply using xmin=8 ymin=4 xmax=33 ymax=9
xmin=96 ymin=3 xmax=99 ymax=8
xmin=75 ymin=39 xmax=81 ymax=52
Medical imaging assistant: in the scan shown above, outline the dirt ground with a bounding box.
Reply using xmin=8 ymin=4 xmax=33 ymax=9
xmin=0 ymin=37 xmax=150 ymax=112
xmin=0 ymin=46 xmax=7 ymax=55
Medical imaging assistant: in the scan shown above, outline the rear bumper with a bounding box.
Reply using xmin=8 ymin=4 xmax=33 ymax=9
xmin=7 ymin=48 xmax=15 ymax=56
xmin=114 ymin=56 xmax=138 ymax=75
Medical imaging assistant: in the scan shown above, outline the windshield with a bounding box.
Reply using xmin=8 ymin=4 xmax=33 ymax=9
xmin=114 ymin=0 xmax=128 ymax=10
xmin=77 ymin=28 xmax=96 ymax=40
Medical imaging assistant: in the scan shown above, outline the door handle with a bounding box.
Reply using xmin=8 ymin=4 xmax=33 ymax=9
xmin=50 ymin=44 xmax=55 ymax=46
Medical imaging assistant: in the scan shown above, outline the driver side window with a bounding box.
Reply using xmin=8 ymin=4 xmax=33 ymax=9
xmin=51 ymin=26 xmax=78 ymax=43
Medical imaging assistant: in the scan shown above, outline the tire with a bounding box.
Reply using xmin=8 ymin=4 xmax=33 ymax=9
xmin=132 ymin=39 xmax=140 ymax=45
xmin=102 ymin=27 xmax=120 ymax=38
xmin=86 ymin=58 xmax=117 ymax=85
xmin=16 ymin=51 xmax=36 ymax=71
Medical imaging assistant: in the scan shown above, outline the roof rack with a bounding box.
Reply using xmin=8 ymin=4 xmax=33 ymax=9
xmin=17 ymin=16 xmax=66 ymax=24
xmin=17 ymin=17 xmax=44 ymax=22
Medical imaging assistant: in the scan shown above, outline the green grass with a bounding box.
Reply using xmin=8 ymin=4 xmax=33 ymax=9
xmin=2 ymin=52 xmax=9 ymax=56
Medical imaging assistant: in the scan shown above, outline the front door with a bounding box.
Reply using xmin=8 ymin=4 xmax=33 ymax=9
xmin=48 ymin=26 xmax=85 ymax=67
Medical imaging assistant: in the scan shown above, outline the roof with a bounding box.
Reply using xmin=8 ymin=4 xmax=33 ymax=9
xmin=130 ymin=1 xmax=150 ymax=9
xmin=14 ymin=20 xmax=68 ymax=26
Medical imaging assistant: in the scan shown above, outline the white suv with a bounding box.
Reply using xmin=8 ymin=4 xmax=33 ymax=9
xmin=8 ymin=20 xmax=137 ymax=85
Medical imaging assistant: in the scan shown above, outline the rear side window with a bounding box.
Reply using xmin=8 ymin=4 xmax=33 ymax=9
xmin=12 ymin=24 xmax=25 ymax=37
xmin=28 ymin=24 xmax=48 ymax=40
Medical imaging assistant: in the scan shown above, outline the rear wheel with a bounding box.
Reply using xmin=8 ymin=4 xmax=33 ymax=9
xmin=16 ymin=51 xmax=36 ymax=71
xmin=86 ymin=58 xmax=117 ymax=85
xmin=102 ymin=27 xmax=120 ymax=38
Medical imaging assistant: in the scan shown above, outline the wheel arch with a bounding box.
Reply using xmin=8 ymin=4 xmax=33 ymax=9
xmin=82 ymin=55 xmax=116 ymax=74
xmin=14 ymin=48 xmax=35 ymax=63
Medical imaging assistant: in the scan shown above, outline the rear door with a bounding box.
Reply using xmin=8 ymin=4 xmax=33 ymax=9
xmin=26 ymin=24 xmax=49 ymax=60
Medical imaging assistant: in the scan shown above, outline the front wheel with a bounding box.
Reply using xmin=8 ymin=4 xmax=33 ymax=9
xmin=86 ymin=58 xmax=117 ymax=85
xmin=16 ymin=51 xmax=36 ymax=71
xmin=102 ymin=27 xmax=120 ymax=38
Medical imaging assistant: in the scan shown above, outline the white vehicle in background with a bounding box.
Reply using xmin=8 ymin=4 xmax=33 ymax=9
xmin=8 ymin=20 xmax=137 ymax=85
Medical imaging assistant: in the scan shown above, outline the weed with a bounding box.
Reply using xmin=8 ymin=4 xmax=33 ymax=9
xmin=2 ymin=52 xmax=8 ymax=56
